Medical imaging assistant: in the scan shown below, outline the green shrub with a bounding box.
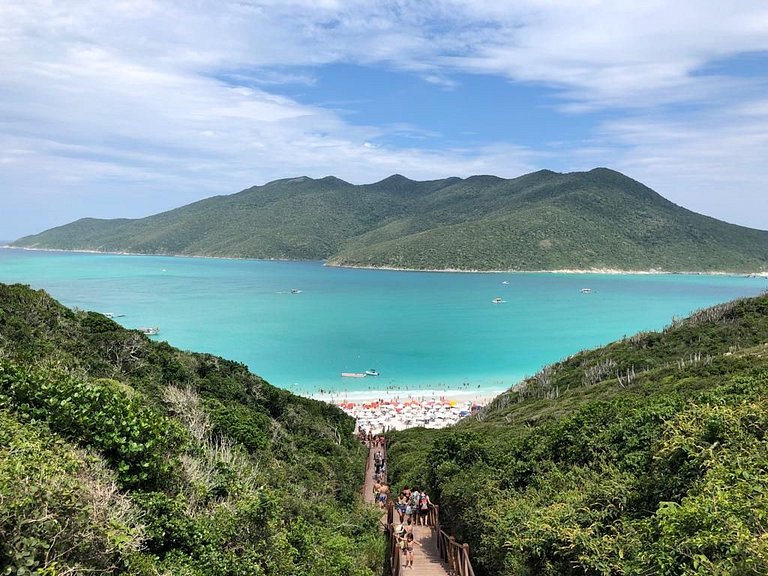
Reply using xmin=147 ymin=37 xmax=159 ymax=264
xmin=0 ymin=361 xmax=186 ymax=489
xmin=0 ymin=410 xmax=142 ymax=575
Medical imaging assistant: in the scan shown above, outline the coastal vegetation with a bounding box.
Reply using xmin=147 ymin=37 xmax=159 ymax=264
xmin=386 ymin=292 xmax=768 ymax=575
xmin=4 ymin=281 xmax=768 ymax=576
xmin=12 ymin=168 xmax=768 ymax=273
xmin=0 ymin=283 xmax=382 ymax=575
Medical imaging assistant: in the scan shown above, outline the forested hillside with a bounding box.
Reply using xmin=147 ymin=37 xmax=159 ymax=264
xmin=0 ymin=283 xmax=381 ymax=575
xmin=4 ymin=286 xmax=768 ymax=575
xmin=386 ymin=293 xmax=768 ymax=575
xmin=13 ymin=168 xmax=768 ymax=272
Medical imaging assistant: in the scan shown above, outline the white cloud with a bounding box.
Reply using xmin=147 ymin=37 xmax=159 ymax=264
xmin=556 ymin=99 xmax=768 ymax=229
xmin=1 ymin=0 xmax=768 ymax=238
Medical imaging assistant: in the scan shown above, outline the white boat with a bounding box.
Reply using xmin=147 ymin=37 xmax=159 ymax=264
xmin=365 ymin=369 xmax=380 ymax=376
xmin=139 ymin=327 xmax=160 ymax=335
xmin=492 ymin=297 xmax=504 ymax=304
xmin=291 ymin=288 xmax=302 ymax=294
xmin=580 ymin=288 xmax=593 ymax=294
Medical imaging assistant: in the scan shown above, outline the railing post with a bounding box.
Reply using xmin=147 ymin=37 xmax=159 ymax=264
xmin=430 ymin=503 xmax=440 ymax=528
xmin=388 ymin=524 xmax=400 ymax=576
xmin=463 ymin=543 xmax=471 ymax=576
xmin=442 ymin=533 xmax=448 ymax=563
xmin=395 ymin=529 xmax=400 ymax=576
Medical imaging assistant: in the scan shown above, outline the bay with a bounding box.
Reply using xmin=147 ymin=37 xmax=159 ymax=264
xmin=1 ymin=248 xmax=766 ymax=399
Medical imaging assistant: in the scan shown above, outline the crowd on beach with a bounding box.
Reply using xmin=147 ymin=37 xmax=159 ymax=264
xmin=342 ymin=396 xmax=484 ymax=433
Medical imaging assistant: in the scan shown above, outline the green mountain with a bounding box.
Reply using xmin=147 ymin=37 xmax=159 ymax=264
xmin=0 ymin=283 xmax=381 ymax=575
xmin=386 ymin=294 xmax=768 ymax=575
xmin=13 ymin=168 xmax=768 ymax=272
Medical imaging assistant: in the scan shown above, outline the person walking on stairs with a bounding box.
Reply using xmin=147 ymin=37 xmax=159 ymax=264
xmin=401 ymin=529 xmax=420 ymax=569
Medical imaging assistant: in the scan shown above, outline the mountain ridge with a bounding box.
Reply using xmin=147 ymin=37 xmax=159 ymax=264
xmin=12 ymin=167 xmax=768 ymax=272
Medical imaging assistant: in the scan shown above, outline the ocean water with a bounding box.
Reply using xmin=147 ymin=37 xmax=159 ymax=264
xmin=1 ymin=248 xmax=766 ymax=399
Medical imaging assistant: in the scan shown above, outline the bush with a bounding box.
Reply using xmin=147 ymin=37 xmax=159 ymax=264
xmin=0 ymin=361 xmax=186 ymax=489
xmin=0 ymin=409 xmax=143 ymax=575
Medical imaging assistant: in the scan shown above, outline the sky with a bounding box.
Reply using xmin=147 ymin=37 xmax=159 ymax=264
xmin=2 ymin=0 xmax=768 ymax=240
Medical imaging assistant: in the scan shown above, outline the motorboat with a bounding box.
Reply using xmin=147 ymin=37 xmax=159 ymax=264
xmin=291 ymin=288 xmax=302 ymax=294
xmin=365 ymin=369 xmax=380 ymax=376
xmin=580 ymin=288 xmax=593 ymax=294
xmin=492 ymin=297 xmax=504 ymax=304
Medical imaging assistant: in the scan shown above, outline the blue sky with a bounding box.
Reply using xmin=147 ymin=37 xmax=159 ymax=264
xmin=1 ymin=0 xmax=768 ymax=240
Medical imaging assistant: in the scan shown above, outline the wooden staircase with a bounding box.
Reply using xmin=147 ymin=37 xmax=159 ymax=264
xmin=363 ymin=441 xmax=475 ymax=576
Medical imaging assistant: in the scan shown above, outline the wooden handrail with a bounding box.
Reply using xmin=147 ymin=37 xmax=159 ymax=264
xmin=386 ymin=523 xmax=403 ymax=576
xmin=435 ymin=529 xmax=475 ymax=576
xmin=432 ymin=503 xmax=476 ymax=576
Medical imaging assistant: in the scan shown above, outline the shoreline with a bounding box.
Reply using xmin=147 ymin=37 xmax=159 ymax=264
xmin=326 ymin=262 xmax=768 ymax=277
xmin=4 ymin=246 xmax=768 ymax=277
xmin=304 ymin=387 xmax=506 ymax=405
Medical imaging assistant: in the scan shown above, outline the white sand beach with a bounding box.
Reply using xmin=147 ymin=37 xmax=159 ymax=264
xmin=326 ymin=391 xmax=498 ymax=432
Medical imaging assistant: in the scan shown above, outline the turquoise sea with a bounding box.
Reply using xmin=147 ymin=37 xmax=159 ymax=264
xmin=1 ymin=248 xmax=766 ymax=399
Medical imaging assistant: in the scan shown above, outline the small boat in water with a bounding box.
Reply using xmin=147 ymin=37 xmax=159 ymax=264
xmin=492 ymin=297 xmax=504 ymax=304
xmin=365 ymin=369 xmax=380 ymax=376
xmin=291 ymin=288 xmax=302 ymax=294
xmin=580 ymin=288 xmax=593 ymax=294
xmin=139 ymin=327 xmax=160 ymax=335
xmin=341 ymin=372 xmax=366 ymax=378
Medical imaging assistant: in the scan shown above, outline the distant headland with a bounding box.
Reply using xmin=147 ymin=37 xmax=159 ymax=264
xmin=11 ymin=168 xmax=768 ymax=273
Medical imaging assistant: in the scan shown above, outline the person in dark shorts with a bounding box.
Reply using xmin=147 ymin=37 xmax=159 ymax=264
xmin=417 ymin=490 xmax=432 ymax=526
